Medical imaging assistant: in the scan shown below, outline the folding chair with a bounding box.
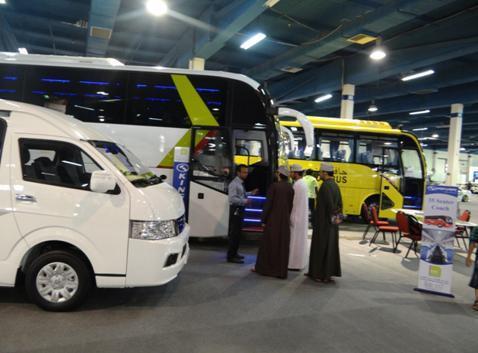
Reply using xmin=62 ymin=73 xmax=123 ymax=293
xmin=456 ymin=210 xmax=471 ymax=250
xmin=369 ymin=206 xmax=399 ymax=248
xmin=361 ymin=203 xmax=389 ymax=240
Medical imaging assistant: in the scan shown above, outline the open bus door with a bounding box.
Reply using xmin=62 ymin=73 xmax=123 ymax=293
xmin=379 ymin=174 xmax=404 ymax=219
xmin=189 ymin=127 xmax=231 ymax=237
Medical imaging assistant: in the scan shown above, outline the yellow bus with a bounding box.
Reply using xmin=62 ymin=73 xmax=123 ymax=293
xmin=280 ymin=116 xmax=426 ymax=219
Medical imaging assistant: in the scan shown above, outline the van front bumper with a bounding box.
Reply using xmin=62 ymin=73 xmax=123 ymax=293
xmin=125 ymin=224 xmax=190 ymax=287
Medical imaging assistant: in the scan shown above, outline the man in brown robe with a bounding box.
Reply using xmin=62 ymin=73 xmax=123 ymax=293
xmin=307 ymin=163 xmax=343 ymax=283
xmin=254 ymin=166 xmax=294 ymax=279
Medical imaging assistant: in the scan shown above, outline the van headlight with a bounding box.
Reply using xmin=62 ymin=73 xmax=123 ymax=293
xmin=130 ymin=220 xmax=177 ymax=240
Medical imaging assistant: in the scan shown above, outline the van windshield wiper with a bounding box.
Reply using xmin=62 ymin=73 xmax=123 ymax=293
xmin=146 ymin=175 xmax=162 ymax=185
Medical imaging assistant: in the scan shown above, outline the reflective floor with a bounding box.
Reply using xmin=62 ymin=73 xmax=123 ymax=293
xmin=1 ymin=202 xmax=477 ymax=353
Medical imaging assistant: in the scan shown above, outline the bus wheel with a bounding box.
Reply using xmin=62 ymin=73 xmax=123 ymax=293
xmin=25 ymin=250 xmax=92 ymax=311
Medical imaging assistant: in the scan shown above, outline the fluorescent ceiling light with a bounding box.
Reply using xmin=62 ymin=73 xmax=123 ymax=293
xmin=409 ymin=109 xmax=430 ymax=115
xmin=96 ymin=91 xmax=109 ymax=96
xmin=146 ymin=0 xmax=168 ymax=16
xmin=18 ymin=47 xmax=28 ymax=54
xmin=460 ymin=147 xmax=466 ymax=151
xmin=421 ymin=143 xmax=428 ymax=147
xmin=240 ymin=33 xmax=267 ymax=50
xmin=369 ymin=47 xmax=386 ymax=61
xmin=432 ymin=133 xmax=439 ymax=138
xmin=314 ymin=93 xmax=332 ymax=103
xmin=412 ymin=127 xmax=428 ymax=131
xmin=402 ymin=69 xmax=435 ymax=81
xmin=0 ymin=0 xmax=6 ymax=4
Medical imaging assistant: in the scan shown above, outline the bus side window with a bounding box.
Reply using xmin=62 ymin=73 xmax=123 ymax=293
xmin=22 ymin=65 xmax=127 ymax=124
xmin=318 ymin=133 xmax=354 ymax=163
xmin=188 ymin=75 xmax=227 ymax=126
xmin=126 ymin=72 xmax=190 ymax=128
xmin=0 ymin=65 xmax=23 ymax=101
xmin=357 ymin=136 xmax=399 ymax=170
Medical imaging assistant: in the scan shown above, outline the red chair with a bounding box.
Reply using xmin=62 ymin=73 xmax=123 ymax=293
xmin=456 ymin=210 xmax=471 ymax=249
xmin=394 ymin=212 xmax=422 ymax=257
xmin=369 ymin=206 xmax=399 ymax=248
xmin=394 ymin=212 xmax=410 ymax=254
xmin=361 ymin=203 xmax=389 ymax=240
xmin=400 ymin=215 xmax=422 ymax=258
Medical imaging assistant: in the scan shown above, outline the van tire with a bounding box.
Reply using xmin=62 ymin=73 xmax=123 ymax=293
xmin=25 ymin=250 xmax=91 ymax=311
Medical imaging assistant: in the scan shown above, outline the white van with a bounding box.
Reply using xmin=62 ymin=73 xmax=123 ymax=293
xmin=0 ymin=100 xmax=189 ymax=311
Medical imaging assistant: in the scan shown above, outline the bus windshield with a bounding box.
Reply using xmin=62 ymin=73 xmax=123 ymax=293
xmin=89 ymin=140 xmax=160 ymax=187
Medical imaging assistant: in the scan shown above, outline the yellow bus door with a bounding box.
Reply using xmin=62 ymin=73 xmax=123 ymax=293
xmin=379 ymin=175 xmax=404 ymax=219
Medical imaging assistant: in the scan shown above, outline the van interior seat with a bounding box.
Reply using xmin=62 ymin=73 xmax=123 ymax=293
xmin=32 ymin=157 xmax=61 ymax=183
xmin=57 ymin=151 xmax=84 ymax=187
xmin=21 ymin=148 xmax=36 ymax=179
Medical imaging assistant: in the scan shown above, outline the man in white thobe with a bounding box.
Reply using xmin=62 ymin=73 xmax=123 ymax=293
xmin=289 ymin=164 xmax=309 ymax=270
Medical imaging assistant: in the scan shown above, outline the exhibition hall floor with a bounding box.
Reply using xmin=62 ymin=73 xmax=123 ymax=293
xmin=1 ymin=219 xmax=476 ymax=353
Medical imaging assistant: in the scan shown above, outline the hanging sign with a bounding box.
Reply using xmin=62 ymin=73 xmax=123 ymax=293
xmin=415 ymin=185 xmax=458 ymax=298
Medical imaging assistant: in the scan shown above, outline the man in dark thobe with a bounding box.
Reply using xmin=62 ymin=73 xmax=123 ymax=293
xmin=254 ymin=167 xmax=294 ymax=279
xmin=307 ymin=163 xmax=343 ymax=283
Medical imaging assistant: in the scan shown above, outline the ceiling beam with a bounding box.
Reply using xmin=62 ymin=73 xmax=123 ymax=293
xmin=161 ymin=0 xmax=270 ymax=68
xmin=0 ymin=13 xmax=19 ymax=51
xmin=159 ymin=4 xmax=214 ymax=67
xmin=271 ymin=6 xmax=478 ymax=104
xmin=246 ymin=0 xmax=457 ymax=80
xmin=316 ymin=61 xmax=478 ymax=109
xmin=86 ymin=0 xmax=122 ymax=57
xmin=309 ymin=82 xmax=478 ymax=117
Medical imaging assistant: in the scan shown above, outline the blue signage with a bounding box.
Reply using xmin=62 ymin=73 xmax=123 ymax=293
xmin=172 ymin=161 xmax=190 ymax=211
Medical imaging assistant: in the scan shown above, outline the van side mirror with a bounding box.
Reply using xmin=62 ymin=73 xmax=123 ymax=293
xmin=90 ymin=170 xmax=117 ymax=193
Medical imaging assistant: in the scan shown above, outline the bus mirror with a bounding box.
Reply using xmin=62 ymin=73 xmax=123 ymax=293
xmin=267 ymin=106 xmax=278 ymax=115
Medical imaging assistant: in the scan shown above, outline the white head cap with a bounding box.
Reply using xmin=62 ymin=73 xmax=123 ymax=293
xmin=290 ymin=164 xmax=304 ymax=172
xmin=320 ymin=163 xmax=334 ymax=172
xmin=278 ymin=166 xmax=290 ymax=177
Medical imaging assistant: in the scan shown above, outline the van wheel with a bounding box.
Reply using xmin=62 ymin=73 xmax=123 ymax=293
xmin=25 ymin=250 xmax=91 ymax=311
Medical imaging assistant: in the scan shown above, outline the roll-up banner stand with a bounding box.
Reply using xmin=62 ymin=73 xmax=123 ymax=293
xmin=172 ymin=147 xmax=191 ymax=218
xmin=415 ymin=185 xmax=459 ymax=298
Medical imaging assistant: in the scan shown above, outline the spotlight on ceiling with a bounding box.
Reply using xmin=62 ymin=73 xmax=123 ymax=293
xmin=240 ymin=33 xmax=267 ymax=50
xmin=314 ymin=93 xmax=332 ymax=103
xmin=402 ymin=69 xmax=435 ymax=82
xmin=368 ymin=102 xmax=378 ymax=112
xmin=369 ymin=38 xmax=386 ymax=61
xmin=146 ymin=0 xmax=168 ymax=16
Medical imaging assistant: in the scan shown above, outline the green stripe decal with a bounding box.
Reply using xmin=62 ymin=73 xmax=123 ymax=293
xmin=171 ymin=74 xmax=219 ymax=127
xmin=157 ymin=130 xmax=191 ymax=168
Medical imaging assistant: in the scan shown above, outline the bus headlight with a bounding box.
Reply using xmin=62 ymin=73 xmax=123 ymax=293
xmin=130 ymin=220 xmax=177 ymax=240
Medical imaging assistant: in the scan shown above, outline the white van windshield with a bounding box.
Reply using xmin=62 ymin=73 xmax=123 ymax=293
xmin=89 ymin=141 xmax=161 ymax=187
